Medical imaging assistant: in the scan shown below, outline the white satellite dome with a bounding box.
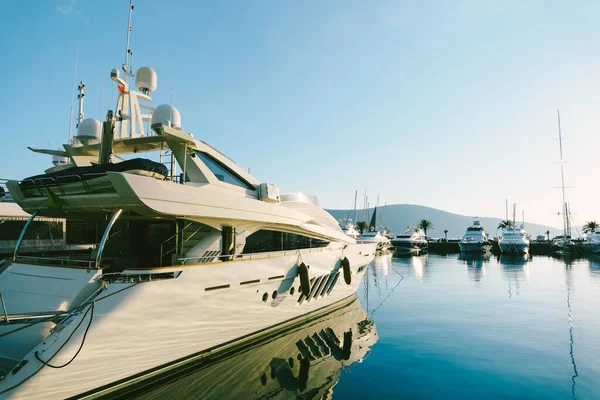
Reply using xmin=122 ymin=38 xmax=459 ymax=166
xmin=152 ymin=104 xmax=181 ymax=130
xmin=76 ymin=118 xmax=102 ymax=145
xmin=135 ymin=67 xmax=157 ymax=93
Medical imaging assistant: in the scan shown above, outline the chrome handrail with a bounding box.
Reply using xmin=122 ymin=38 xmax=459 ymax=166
xmin=0 ymin=292 xmax=8 ymax=324
xmin=15 ymin=255 xmax=94 ymax=268
xmin=13 ymin=210 xmax=38 ymax=261
xmin=95 ymin=209 xmax=123 ymax=269
xmin=159 ymin=222 xmax=193 ymax=267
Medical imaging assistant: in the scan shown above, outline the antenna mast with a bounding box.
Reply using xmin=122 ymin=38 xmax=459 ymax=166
xmin=68 ymin=41 xmax=79 ymax=142
xmin=76 ymin=81 xmax=86 ymax=127
xmin=124 ymin=1 xmax=134 ymax=75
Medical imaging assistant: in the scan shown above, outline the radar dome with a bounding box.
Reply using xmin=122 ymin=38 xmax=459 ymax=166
xmin=135 ymin=67 xmax=157 ymax=93
xmin=152 ymin=104 xmax=181 ymax=130
xmin=76 ymin=118 xmax=101 ymax=145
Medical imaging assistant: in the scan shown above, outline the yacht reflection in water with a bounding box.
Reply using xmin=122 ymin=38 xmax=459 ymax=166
xmin=497 ymin=254 xmax=531 ymax=297
xmin=373 ymin=253 xmax=393 ymax=277
xmin=587 ymin=254 xmax=600 ymax=280
xmin=392 ymin=254 xmax=429 ymax=280
xmin=108 ymin=296 xmax=377 ymax=399
xmin=459 ymin=252 xmax=491 ymax=283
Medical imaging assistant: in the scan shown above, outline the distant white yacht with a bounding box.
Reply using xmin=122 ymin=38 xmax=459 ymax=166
xmin=390 ymin=229 xmax=428 ymax=256
xmin=583 ymin=231 xmax=600 ymax=254
xmin=358 ymin=230 xmax=392 ymax=254
xmin=499 ymin=226 xmax=530 ymax=254
xmin=341 ymin=222 xmax=360 ymax=240
xmin=459 ymin=219 xmax=490 ymax=253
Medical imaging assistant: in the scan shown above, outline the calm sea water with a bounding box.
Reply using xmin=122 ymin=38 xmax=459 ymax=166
xmin=335 ymin=253 xmax=600 ymax=400
xmin=136 ymin=254 xmax=600 ymax=399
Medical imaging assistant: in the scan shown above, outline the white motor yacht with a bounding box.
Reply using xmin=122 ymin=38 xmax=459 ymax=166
xmin=357 ymin=230 xmax=392 ymax=254
xmin=458 ymin=219 xmax=491 ymax=253
xmin=340 ymin=222 xmax=360 ymax=240
xmin=0 ymin=6 xmax=377 ymax=398
xmin=583 ymin=231 xmax=600 ymax=254
xmin=390 ymin=229 xmax=428 ymax=256
xmin=499 ymin=226 xmax=530 ymax=254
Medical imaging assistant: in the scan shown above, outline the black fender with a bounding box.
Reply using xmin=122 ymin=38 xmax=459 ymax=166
xmin=342 ymin=257 xmax=351 ymax=285
xmin=298 ymin=263 xmax=310 ymax=296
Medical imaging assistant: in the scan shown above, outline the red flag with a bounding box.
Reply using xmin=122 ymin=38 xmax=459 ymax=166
xmin=117 ymin=85 xmax=126 ymax=94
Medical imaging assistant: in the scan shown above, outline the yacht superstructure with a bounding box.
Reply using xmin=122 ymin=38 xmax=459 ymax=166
xmin=390 ymin=229 xmax=428 ymax=256
xmin=499 ymin=226 xmax=530 ymax=254
xmin=0 ymin=5 xmax=376 ymax=398
xmin=458 ymin=219 xmax=490 ymax=253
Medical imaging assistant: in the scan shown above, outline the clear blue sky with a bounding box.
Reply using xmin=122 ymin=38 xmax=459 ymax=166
xmin=1 ymin=0 xmax=599 ymax=230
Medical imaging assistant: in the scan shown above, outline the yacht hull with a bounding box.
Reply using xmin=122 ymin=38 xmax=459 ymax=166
xmin=584 ymin=244 xmax=600 ymax=254
xmin=499 ymin=242 xmax=529 ymax=254
xmin=458 ymin=242 xmax=490 ymax=253
xmin=391 ymin=241 xmax=427 ymax=256
xmin=0 ymin=243 xmax=376 ymax=399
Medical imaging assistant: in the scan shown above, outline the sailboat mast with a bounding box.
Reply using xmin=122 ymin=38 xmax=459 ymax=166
xmin=512 ymin=203 xmax=516 ymax=226
xmin=353 ymin=190 xmax=357 ymax=225
xmin=557 ymin=110 xmax=568 ymax=237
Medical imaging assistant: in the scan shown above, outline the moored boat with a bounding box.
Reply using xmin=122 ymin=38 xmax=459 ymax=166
xmin=583 ymin=231 xmax=600 ymax=254
xmin=0 ymin=4 xmax=377 ymax=398
xmin=390 ymin=229 xmax=428 ymax=256
xmin=459 ymin=218 xmax=491 ymax=253
xmin=499 ymin=226 xmax=530 ymax=254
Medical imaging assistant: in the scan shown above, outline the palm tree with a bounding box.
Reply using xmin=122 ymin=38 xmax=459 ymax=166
xmin=443 ymin=229 xmax=448 ymax=241
xmin=497 ymin=220 xmax=514 ymax=232
xmin=583 ymin=221 xmax=599 ymax=234
xmin=356 ymin=221 xmax=368 ymax=234
xmin=418 ymin=219 xmax=433 ymax=237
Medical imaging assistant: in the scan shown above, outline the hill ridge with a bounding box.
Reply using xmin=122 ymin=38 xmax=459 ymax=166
xmin=327 ymin=204 xmax=560 ymax=239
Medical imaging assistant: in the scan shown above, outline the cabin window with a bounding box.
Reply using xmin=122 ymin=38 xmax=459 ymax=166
xmin=243 ymin=230 xmax=329 ymax=254
xmin=195 ymin=151 xmax=255 ymax=190
xmin=0 ymin=220 xmax=63 ymax=241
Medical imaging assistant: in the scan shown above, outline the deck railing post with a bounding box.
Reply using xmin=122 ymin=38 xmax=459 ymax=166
xmin=0 ymin=292 xmax=8 ymax=324
xmin=13 ymin=210 xmax=38 ymax=261
xmin=95 ymin=209 xmax=123 ymax=269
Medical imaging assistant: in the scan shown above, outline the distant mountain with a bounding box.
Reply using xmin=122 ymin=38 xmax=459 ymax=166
xmin=327 ymin=204 xmax=559 ymax=239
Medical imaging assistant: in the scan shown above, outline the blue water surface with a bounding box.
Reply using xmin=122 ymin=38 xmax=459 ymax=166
xmin=334 ymin=254 xmax=600 ymax=400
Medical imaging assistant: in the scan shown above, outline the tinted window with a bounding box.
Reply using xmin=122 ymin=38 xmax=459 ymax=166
xmin=243 ymin=230 xmax=329 ymax=254
xmin=195 ymin=151 xmax=255 ymax=190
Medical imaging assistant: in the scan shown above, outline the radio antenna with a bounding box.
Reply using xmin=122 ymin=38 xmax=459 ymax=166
xmin=68 ymin=41 xmax=79 ymax=142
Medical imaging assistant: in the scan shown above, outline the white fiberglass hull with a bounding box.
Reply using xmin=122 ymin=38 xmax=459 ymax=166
xmin=391 ymin=241 xmax=427 ymax=256
xmin=583 ymin=243 xmax=600 ymax=255
xmin=459 ymin=241 xmax=490 ymax=253
xmin=0 ymin=243 xmax=375 ymax=399
xmin=499 ymin=242 xmax=529 ymax=254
